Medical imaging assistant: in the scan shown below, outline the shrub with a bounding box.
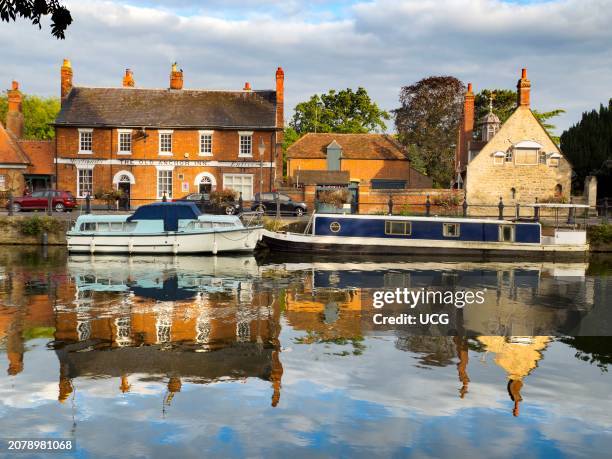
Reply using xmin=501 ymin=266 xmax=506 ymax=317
xmin=17 ymin=216 xmax=63 ymax=236
xmin=539 ymin=195 xmax=569 ymax=204
xmin=210 ymin=189 xmax=237 ymax=205
xmin=587 ymin=225 xmax=612 ymax=245
xmin=431 ymin=193 xmax=461 ymax=208
xmin=317 ymin=188 xmax=351 ymax=207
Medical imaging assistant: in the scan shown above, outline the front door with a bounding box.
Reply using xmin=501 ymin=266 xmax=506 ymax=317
xmin=199 ymin=182 xmax=212 ymax=197
xmin=118 ymin=182 xmax=131 ymax=210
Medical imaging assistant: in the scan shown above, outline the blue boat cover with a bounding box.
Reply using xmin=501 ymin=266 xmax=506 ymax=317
xmin=127 ymin=202 xmax=202 ymax=232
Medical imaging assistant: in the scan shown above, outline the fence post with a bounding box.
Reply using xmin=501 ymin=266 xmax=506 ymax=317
xmin=162 ymin=192 xmax=167 ymax=202
xmin=567 ymin=197 xmax=575 ymax=225
xmin=388 ymin=195 xmax=394 ymax=215
xmin=275 ymin=192 xmax=281 ymax=219
xmin=238 ymin=192 xmax=243 ymax=213
xmin=85 ymin=193 xmax=91 ymax=214
xmin=425 ymin=195 xmax=431 ymax=217
xmin=534 ymin=197 xmax=539 ymax=222
xmin=498 ymin=197 xmax=504 ymax=220
xmin=200 ymin=195 xmax=205 ymax=213
xmin=47 ymin=193 xmax=52 ymax=216
xmin=604 ymin=197 xmax=608 ymax=224
xmin=8 ymin=191 xmax=13 ymax=216
xmin=462 ymin=193 xmax=468 ymax=217
xmin=515 ymin=203 xmax=520 ymax=221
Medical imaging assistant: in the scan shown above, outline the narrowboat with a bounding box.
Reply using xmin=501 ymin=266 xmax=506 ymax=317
xmin=260 ymin=213 xmax=589 ymax=258
xmin=66 ymin=202 xmax=263 ymax=255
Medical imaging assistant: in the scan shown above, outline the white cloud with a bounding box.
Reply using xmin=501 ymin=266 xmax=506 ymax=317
xmin=0 ymin=0 xmax=611 ymax=132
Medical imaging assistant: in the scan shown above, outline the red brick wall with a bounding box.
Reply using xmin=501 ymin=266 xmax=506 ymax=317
xmin=56 ymin=127 xmax=278 ymax=205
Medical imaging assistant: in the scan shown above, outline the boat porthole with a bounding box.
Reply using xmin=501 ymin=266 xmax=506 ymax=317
xmin=330 ymin=222 xmax=341 ymax=233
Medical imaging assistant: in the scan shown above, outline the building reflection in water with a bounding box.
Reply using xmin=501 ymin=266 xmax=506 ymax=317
xmin=0 ymin=250 xmax=607 ymax=419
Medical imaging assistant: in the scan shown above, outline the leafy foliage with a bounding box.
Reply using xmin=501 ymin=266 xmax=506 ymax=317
xmin=290 ymin=87 xmax=390 ymax=135
xmin=587 ymin=224 xmax=612 ymax=245
xmin=560 ymin=100 xmax=612 ymax=195
xmin=210 ymin=189 xmax=237 ymax=205
xmin=0 ymin=93 xmax=60 ymax=139
xmin=0 ymin=0 xmax=72 ymax=39
xmin=17 ymin=215 xmax=62 ymax=236
xmin=394 ymin=76 xmax=464 ymax=187
xmin=316 ymin=188 xmax=351 ymax=206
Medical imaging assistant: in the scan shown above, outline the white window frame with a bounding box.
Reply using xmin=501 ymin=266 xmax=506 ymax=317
xmin=78 ymin=128 xmax=93 ymax=154
xmin=199 ymin=130 xmax=213 ymax=156
xmin=156 ymin=166 xmax=174 ymax=199
xmin=223 ymin=173 xmax=254 ymax=200
xmin=238 ymin=131 xmax=253 ymax=157
xmin=118 ymin=129 xmax=132 ymax=155
xmin=499 ymin=225 xmax=515 ymax=243
xmin=0 ymin=174 xmax=6 ymax=191
xmin=77 ymin=167 xmax=94 ymax=198
xmin=159 ymin=130 xmax=173 ymax=156
xmin=443 ymin=223 xmax=460 ymax=238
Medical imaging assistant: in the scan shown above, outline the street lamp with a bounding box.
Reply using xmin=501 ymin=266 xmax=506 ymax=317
xmin=258 ymin=138 xmax=265 ymax=202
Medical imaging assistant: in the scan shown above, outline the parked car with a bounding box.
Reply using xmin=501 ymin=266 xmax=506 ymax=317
xmin=251 ymin=192 xmax=307 ymax=217
xmin=7 ymin=190 xmax=77 ymax=213
xmin=172 ymin=193 xmax=241 ymax=215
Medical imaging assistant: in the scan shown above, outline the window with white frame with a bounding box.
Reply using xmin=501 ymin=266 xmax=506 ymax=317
xmin=157 ymin=169 xmax=173 ymax=199
xmin=223 ymin=174 xmax=253 ymax=200
xmin=238 ymin=131 xmax=253 ymax=157
xmin=159 ymin=130 xmax=173 ymax=155
xmin=77 ymin=168 xmax=93 ymax=198
xmin=0 ymin=174 xmax=6 ymax=191
xmin=199 ymin=131 xmax=213 ymax=156
xmin=118 ymin=130 xmax=132 ymax=154
xmin=79 ymin=129 xmax=93 ymax=153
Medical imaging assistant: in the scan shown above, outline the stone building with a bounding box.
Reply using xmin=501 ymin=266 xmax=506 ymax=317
xmin=454 ymin=69 xmax=572 ymax=207
xmin=54 ymin=60 xmax=284 ymax=207
xmin=0 ymin=81 xmax=55 ymax=195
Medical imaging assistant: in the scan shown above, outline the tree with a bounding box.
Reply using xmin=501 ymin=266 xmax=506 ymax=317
xmin=0 ymin=94 xmax=60 ymax=140
xmin=474 ymin=89 xmax=565 ymax=143
xmin=289 ymin=87 xmax=390 ymax=135
xmin=560 ymin=99 xmax=612 ymax=196
xmin=394 ymin=76 xmax=464 ymax=187
xmin=0 ymin=0 xmax=72 ymax=39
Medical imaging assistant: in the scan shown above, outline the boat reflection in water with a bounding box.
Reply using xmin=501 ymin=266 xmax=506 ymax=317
xmin=56 ymin=255 xmax=282 ymax=408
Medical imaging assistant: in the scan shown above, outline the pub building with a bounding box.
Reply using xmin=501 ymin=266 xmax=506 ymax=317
xmin=53 ymin=60 xmax=284 ymax=208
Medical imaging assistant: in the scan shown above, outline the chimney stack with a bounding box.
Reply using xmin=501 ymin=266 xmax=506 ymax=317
xmin=275 ymin=67 xmax=284 ymax=129
xmin=60 ymin=59 xmax=73 ymax=104
xmin=123 ymin=69 xmax=135 ymax=87
xmin=517 ymin=68 xmax=530 ymax=107
xmin=456 ymin=82 xmax=475 ymax=171
xmin=6 ymin=81 xmax=24 ymax=139
xmin=243 ymin=82 xmax=251 ymax=91
xmin=169 ymin=63 xmax=183 ymax=90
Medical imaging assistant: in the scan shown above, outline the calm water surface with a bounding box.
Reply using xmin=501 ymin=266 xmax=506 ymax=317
xmin=0 ymin=248 xmax=611 ymax=458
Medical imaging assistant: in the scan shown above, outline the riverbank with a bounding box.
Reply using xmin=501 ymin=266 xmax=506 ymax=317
xmin=0 ymin=215 xmax=610 ymax=252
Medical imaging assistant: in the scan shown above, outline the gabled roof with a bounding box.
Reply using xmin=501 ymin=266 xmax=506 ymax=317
xmin=287 ymin=133 xmax=408 ymax=160
xmin=0 ymin=122 xmax=30 ymax=165
xmin=54 ymin=87 xmax=278 ymax=129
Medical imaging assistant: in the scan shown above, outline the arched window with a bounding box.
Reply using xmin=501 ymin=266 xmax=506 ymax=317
xmin=554 ymin=184 xmax=562 ymax=196
xmin=511 ymin=188 xmax=516 ymax=199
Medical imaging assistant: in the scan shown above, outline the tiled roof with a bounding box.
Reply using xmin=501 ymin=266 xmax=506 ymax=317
xmin=0 ymin=122 xmax=30 ymax=165
xmin=19 ymin=140 xmax=55 ymax=174
xmin=287 ymin=133 xmax=408 ymax=160
xmin=55 ymin=87 xmax=278 ymax=129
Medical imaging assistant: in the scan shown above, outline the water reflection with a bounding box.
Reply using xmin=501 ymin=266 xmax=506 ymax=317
xmin=0 ymin=248 xmax=611 ymax=456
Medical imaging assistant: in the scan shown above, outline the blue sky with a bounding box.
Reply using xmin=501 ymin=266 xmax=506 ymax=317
xmin=1 ymin=0 xmax=611 ymax=133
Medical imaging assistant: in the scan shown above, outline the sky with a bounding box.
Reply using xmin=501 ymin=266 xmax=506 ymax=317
xmin=1 ymin=0 xmax=611 ymax=133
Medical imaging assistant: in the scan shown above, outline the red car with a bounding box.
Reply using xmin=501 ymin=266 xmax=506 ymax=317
xmin=8 ymin=190 xmax=77 ymax=213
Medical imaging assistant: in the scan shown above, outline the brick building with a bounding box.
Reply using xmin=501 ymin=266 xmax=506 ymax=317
xmin=54 ymin=60 xmax=284 ymax=207
xmin=0 ymin=81 xmax=55 ymax=195
xmin=287 ymin=133 xmax=432 ymax=189
xmin=454 ymin=69 xmax=572 ymax=206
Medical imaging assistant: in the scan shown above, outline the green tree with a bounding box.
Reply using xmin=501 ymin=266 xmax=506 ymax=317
xmin=474 ymin=89 xmax=565 ymax=143
xmin=560 ymin=99 xmax=612 ymax=196
xmin=0 ymin=0 xmax=72 ymax=39
xmin=289 ymin=87 xmax=390 ymax=135
xmin=394 ymin=76 xmax=464 ymax=187
xmin=0 ymin=94 xmax=60 ymax=140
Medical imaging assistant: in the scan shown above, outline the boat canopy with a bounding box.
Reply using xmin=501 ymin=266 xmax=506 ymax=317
xmin=127 ymin=202 xmax=202 ymax=232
